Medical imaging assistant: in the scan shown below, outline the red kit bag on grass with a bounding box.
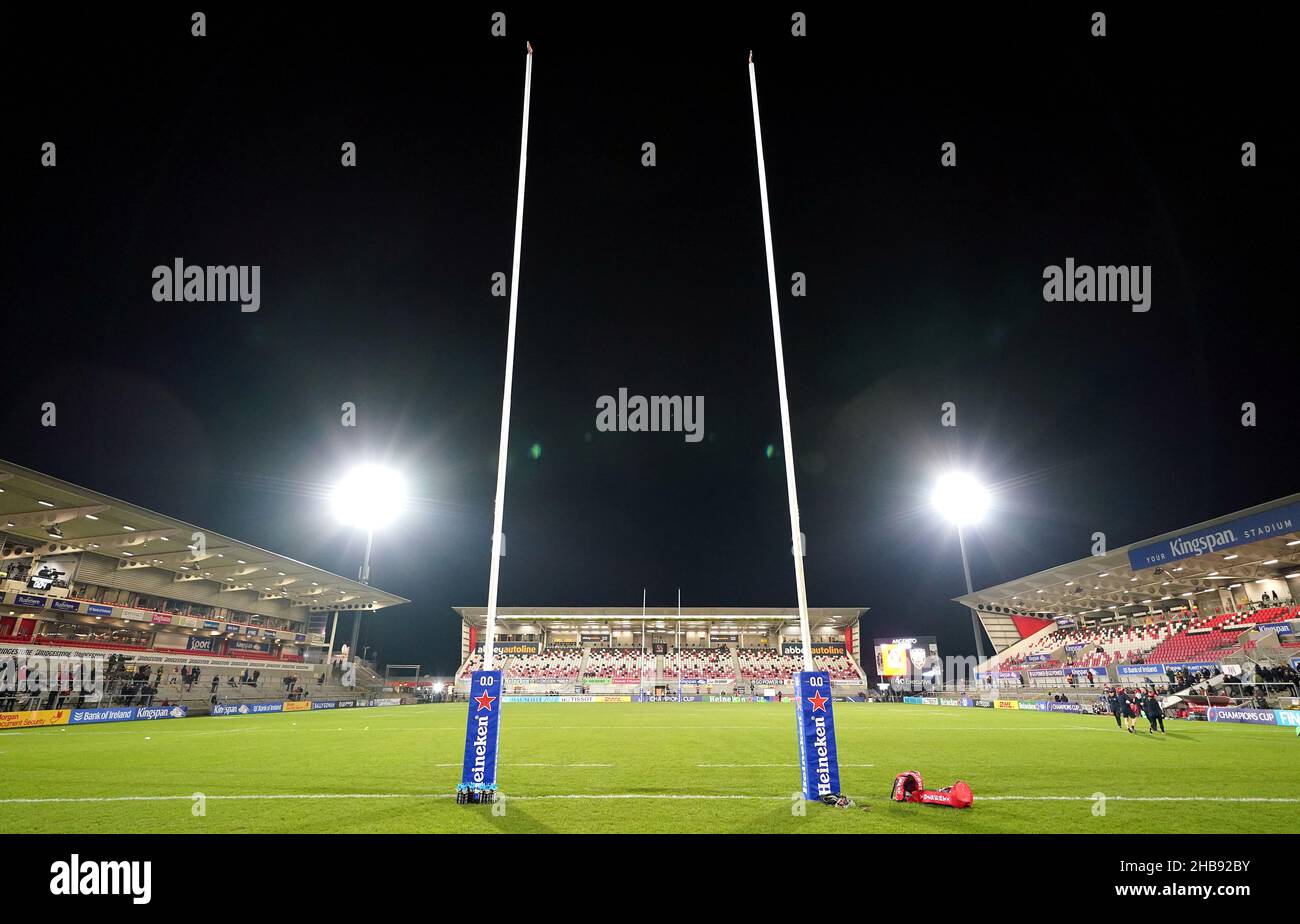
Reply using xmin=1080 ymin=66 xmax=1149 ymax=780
xmin=890 ymin=771 xmax=974 ymax=808
xmin=916 ymin=781 xmax=974 ymax=808
xmin=890 ymin=771 xmax=924 ymax=802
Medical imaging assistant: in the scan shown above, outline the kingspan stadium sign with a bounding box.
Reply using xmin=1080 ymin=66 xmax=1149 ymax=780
xmin=1127 ymin=501 xmax=1300 ymax=571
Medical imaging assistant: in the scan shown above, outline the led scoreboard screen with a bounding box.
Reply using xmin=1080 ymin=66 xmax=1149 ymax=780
xmin=874 ymin=635 xmax=940 ymax=679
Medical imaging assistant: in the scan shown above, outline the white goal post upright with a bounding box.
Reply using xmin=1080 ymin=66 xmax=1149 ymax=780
xmin=750 ymin=52 xmax=843 ymax=803
xmin=457 ymin=42 xmax=532 ymax=805
xmin=484 ymin=42 xmax=534 ymax=672
xmin=747 ymin=53 xmax=815 ymax=673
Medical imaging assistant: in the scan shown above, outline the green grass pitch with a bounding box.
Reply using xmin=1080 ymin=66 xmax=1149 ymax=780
xmin=0 ymin=702 xmax=1295 ymax=833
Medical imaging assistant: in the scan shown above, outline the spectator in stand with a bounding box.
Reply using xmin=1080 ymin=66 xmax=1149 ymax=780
xmin=210 ymin=675 xmax=220 ymax=694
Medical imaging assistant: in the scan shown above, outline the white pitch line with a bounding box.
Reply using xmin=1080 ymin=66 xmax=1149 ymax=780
xmin=979 ymin=795 xmax=1300 ymax=803
xmin=698 ymin=763 xmax=874 ymax=768
xmin=506 ymin=794 xmax=785 ymax=801
xmin=2 ymin=791 xmax=1295 ymax=807
xmin=0 ymin=793 xmax=453 ymax=805
xmin=432 ymin=762 xmax=614 ymax=768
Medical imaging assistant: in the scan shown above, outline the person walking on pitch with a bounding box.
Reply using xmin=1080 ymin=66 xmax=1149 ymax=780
xmin=1109 ymin=685 xmax=1128 ymax=730
xmin=1143 ymin=689 xmax=1166 ymax=735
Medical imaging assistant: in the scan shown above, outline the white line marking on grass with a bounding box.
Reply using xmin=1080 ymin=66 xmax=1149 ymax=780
xmin=900 ymin=726 xmax=1110 ymax=732
xmin=1 ymin=791 xmax=1297 ymax=807
xmin=433 ymin=762 xmax=615 ymax=768
xmin=978 ymin=796 xmax=1300 ymax=803
xmin=0 ymin=793 xmax=454 ymax=804
xmin=507 ymin=794 xmax=788 ymax=801
xmin=698 ymin=763 xmax=874 ymax=768
xmin=535 ymin=725 xmax=770 ymax=730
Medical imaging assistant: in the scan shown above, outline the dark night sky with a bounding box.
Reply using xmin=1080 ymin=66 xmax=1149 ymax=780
xmin=5 ymin=6 xmax=1295 ymax=674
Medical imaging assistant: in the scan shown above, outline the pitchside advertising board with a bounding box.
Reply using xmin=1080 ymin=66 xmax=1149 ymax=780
xmin=69 ymin=705 xmax=188 ymax=724
xmin=0 ymin=705 xmax=189 ymax=728
xmin=209 ymin=698 xmax=400 ymax=716
xmin=1208 ymin=707 xmax=1300 ymax=726
xmin=1116 ymin=662 xmax=1219 ymax=677
xmin=1028 ymin=667 xmax=1104 ymax=679
xmin=1127 ymin=501 xmax=1300 ymax=570
xmin=460 ymin=670 xmax=502 ymax=794
xmin=793 ymin=671 xmax=840 ymax=800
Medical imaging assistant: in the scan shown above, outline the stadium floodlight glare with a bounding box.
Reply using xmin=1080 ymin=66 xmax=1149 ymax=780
xmin=931 ymin=472 xmax=990 ymax=526
xmin=330 ymin=465 xmax=408 ymax=533
xmin=327 ymin=464 xmax=407 ymax=668
xmin=932 ymin=472 xmax=991 ymax=664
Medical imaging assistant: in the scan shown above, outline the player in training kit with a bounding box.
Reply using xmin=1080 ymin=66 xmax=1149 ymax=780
xmin=1143 ymin=690 xmax=1166 ymax=734
xmin=1110 ymin=686 xmax=1129 ymax=729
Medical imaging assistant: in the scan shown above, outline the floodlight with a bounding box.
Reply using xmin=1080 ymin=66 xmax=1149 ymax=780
xmin=932 ymin=472 xmax=990 ymax=526
xmin=330 ymin=465 xmax=408 ymax=531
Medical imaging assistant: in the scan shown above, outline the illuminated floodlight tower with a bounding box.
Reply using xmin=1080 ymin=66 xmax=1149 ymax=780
xmin=328 ymin=464 xmax=408 ymax=664
xmin=932 ymin=472 xmax=991 ymax=664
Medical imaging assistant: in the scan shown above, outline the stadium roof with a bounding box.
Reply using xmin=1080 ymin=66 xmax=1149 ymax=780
xmin=0 ymin=458 xmax=409 ymax=612
xmin=454 ymin=606 xmax=866 ymax=630
xmin=955 ymin=493 xmax=1300 ymax=619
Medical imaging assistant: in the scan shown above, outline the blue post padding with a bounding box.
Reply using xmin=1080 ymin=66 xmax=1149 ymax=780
xmin=794 ymin=671 xmax=840 ymax=800
xmin=459 ymin=670 xmax=503 ymax=792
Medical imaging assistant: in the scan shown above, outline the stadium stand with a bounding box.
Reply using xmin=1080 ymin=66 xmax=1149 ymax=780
xmin=507 ymin=647 xmax=583 ymax=681
xmin=816 ymin=652 xmax=863 ymax=680
xmin=664 ymin=646 xmax=734 ymax=681
xmin=582 ymin=648 xmax=653 ymax=682
xmin=998 ymin=620 xmax=1178 ymax=671
xmin=737 ymin=647 xmax=802 ymax=681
